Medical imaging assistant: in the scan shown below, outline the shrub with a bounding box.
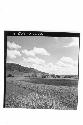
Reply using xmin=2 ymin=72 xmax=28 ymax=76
xmin=7 ymin=74 xmax=14 ymax=77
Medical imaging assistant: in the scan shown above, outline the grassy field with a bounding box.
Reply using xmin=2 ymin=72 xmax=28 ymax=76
xmin=5 ymin=77 xmax=78 ymax=109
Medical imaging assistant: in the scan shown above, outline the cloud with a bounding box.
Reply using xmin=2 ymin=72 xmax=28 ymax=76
xmin=64 ymin=37 xmax=79 ymax=47
xmin=22 ymin=55 xmax=78 ymax=75
xmin=23 ymin=57 xmax=45 ymax=65
xmin=22 ymin=49 xmax=35 ymax=56
xmin=33 ymin=47 xmax=50 ymax=56
xmin=57 ymin=57 xmax=77 ymax=66
xmin=19 ymin=55 xmax=78 ymax=75
xmin=7 ymin=49 xmax=21 ymax=59
xmin=22 ymin=47 xmax=50 ymax=57
xmin=22 ymin=57 xmax=45 ymax=68
xmin=31 ymin=63 xmax=56 ymax=74
xmin=56 ymin=57 xmax=78 ymax=74
xmin=33 ymin=57 xmax=78 ymax=75
xmin=7 ymin=41 xmax=21 ymax=49
xmin=22 ymin=57 xmax=56 ymax=73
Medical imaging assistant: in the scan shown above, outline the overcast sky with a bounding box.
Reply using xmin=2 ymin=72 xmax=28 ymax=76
xmin=7 ymin=36 xmax=79 ymax=75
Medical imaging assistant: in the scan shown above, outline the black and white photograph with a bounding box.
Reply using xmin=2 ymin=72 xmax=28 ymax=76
xmin=4 ymin=31 xmax=80 ymax=109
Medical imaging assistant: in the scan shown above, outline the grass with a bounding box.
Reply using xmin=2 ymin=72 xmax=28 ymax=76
xmin=5 ymin=77 xmax=78 ymax=109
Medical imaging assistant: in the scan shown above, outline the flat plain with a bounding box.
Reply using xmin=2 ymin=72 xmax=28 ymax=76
xmin=5 ymin=77 xmax=78 ymax=109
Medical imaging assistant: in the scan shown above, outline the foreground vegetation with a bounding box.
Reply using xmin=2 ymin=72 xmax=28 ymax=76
xmin=5 ymin=77 xmax=78 ymax=109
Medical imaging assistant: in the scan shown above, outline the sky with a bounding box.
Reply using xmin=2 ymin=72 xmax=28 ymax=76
xmin=6 ymin=36 xmax=79 ymax=75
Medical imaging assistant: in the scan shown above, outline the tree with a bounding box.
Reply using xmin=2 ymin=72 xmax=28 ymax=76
xmin=51 ymin=74 xmax=55 ymax=78
xmin=56 ymin=75 xmax=60 ymax=78
xmin=32 ymin=73 xmax=37 ymax=78
xmin=7 ymin=74 xmax=14 ymax=77
xmin=42 ymin=74 xmax=46 ymax=78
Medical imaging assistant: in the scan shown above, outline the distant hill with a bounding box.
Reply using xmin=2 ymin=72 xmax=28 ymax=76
xmin=6 ymin=63 xmax=49 ymax=77
xmin=6 ymin=63 xmax=78 ymax=79
xmin=6 ymin=63 xmax=39 ymax=73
